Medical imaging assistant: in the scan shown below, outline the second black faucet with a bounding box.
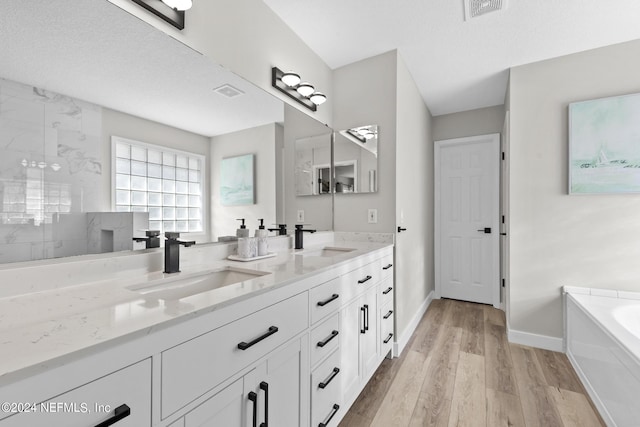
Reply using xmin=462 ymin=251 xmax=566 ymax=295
xmin=294 ymin=224 xmax=316 ymax=250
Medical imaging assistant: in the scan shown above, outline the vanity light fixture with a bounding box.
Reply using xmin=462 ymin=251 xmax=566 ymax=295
xmin=130 ymin=0 xmax=188 ymax=30
xmin=271 ymin=67 xmax=326 ymax=112
xmin=347 ymin=126 xmax=378 ymax=143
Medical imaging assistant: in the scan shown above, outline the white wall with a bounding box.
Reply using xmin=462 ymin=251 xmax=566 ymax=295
xmin=108 ymin=0 xmax=333 ymax=127
xmin=509 ymin=39 xmax=640 ymax=339
xmin=332 ymin=51 xmax=398 ymax=232
xmin=432 ymin=105 xmax=505 ymax=142
xmin=210 ymin=123 xmax=279 ymax=240
xmin=395 ymin=54 xmax=433 ymax=341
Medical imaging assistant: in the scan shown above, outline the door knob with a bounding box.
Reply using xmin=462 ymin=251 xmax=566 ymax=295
xmin=397 ymin=226 xmax=407 ymax=233
xmin=477 ymin=227 xmax=491 ymax=234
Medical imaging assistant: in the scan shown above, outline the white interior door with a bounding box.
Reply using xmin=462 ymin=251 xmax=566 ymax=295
xmin=435 ymin=134 xmax=500 ymax=307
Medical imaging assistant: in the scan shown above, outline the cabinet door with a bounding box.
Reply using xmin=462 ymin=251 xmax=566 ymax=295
xmin=360 ymin=287 xmax=378 ymax=379
xmin=184 ymin=378 xmax=245 ymax=427
xmin=339 ymin=298 xmax=362 ymax=404
xmin=259 ymin=337 xmax=307 ymax=427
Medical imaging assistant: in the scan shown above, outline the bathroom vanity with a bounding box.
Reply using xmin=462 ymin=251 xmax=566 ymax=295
xmin=0 ymin=239 xmax=394 ymax=427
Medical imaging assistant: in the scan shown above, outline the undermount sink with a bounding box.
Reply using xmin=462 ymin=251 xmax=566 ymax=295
xmin=299 ymin=246 xmax=356 ymax=258
xmin=126 ymin=267 xmax=270 ymax=300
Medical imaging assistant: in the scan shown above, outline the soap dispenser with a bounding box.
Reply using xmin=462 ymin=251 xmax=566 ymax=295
xmin=236 ymin=218 xmax=249 ymax=238
xmin=255 ymin=219 xmax=268 ymax=256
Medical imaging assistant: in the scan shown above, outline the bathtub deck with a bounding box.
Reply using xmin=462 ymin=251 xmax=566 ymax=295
xmin=339 ymin=298 xmax=605 ymax=427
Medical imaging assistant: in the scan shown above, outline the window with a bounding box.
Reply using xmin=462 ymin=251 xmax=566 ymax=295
xmin=112 ymin=136 xmax=204 ymax=234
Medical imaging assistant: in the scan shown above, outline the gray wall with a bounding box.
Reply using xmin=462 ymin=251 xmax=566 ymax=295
xmin=432 ymin=105 xmax=505 ymax=142
xmin=509 ymin=39 xmax=640 ymax=339
xmin=395 ymin=55 xmax=433 ymax=341
xmin=332 ymin=51 xmax=398 ymax=233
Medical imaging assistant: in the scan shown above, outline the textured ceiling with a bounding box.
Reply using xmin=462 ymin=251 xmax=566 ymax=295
xmin=263 ymin=0 xmax=640 ymax=116
xmin=0 ymin=0 xmax=283 ymax=137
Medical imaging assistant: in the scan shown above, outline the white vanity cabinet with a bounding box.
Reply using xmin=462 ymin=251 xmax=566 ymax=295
xmin=0 ymin=359 xmax=151 ymax=427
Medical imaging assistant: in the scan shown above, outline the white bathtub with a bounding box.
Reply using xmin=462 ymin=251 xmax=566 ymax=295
xmin=565 ymin=287 xmax=640 ymax=427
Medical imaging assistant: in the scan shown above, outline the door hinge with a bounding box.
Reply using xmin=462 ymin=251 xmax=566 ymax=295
xmin=502 ymin=279 xmax=505 ymax=288
xmin=502 ymin=215 xmax=505 ymax=224
xmin=501 ymin=152 xmax=505 ymax=160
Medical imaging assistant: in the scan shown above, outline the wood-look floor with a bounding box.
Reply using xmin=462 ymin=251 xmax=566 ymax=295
xmin=339 ymin=298 xmax=605 ymax=427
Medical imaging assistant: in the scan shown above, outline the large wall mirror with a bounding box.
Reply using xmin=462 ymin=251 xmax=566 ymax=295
xmin=0 ymin=1 xmax=332 ymax=264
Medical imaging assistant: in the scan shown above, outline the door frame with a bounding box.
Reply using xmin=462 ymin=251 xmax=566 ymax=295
xmin=434 ymin=133 xmax=501 ymax=308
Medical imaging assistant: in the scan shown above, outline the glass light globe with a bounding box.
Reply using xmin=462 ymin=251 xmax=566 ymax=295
xmin=310 ymin=92 xmax=327 ymax=105
xmin=296 ymin=82 xmax=315 ymax=97
xmin=281 ymin=72 xmax=301 ymax=87
xmin=162 ymin=0 xmax=193 ymax=11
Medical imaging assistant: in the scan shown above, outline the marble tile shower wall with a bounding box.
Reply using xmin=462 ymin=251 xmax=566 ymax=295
xmin=0 ymin=78 xmax=102 ymax=263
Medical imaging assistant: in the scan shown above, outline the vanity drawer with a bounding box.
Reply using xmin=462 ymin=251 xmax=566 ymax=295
xmin=310 ymin=277 xmax=342 ymax=325
xmin=380 ymin=301 xmax=394 ymax=357
xmin=310 ymin=312 xmax=340 ymax=367
xmin=311 ymin=349 xmax=342 ymax=427
xmin=379 ymin=278 xmax=394 ymax=308
xmin=339 ymin=261 xmax=380 ymax=303
xmin=380 ymin=252 xmax=394 ymax=280
xmin=161 ymin=292 xmax=308 ymax=418
xmin=1 ymin=359 xmax=151 ymax=427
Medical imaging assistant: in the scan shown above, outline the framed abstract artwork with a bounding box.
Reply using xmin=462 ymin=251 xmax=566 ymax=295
xmin=220 ymin=154 xmax=255 ymax=206
xmin=569 ymin=92 xmax=640 ymax=194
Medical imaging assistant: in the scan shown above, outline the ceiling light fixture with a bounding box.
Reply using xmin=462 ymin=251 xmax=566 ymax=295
xmin=271 ymin=67 xmax=327 ymax=112
xmin=161 ymin=0 xmax=192 ymax=11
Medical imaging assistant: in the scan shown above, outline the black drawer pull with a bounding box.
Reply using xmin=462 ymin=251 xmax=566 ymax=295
xmin=384 ymin=310 xmax=393 ymax=319
xmin=317 ymin=330 xmax=339 ymax=347
xmin=317 ymin=293 xmax=339 ymax=307
xmin=360 ymin=306 xmax=366 ymax=334
xmin=382 ymin=287 xmax=393 ymax=295
xmin=318 ymin=404 xmax=340 ymax=427
xmin=94 ymin=404 xmax=131 ymax=427
xmin=358 ymin=275 xmax=372 ymax=284
xmin=318 ymin=367 xmax=340 ymax=389
xmin=384 ymin=333 xmax=394 ymax=344
xmin=364 ymin=304 xmax=369 ymax=332
xmin=238 ymin=326 xmax=279 ymax=350
xmin=248 ymin=392 xmax=258 ymax=427
xmin=383 ymin=263 xmax=393 ymax=270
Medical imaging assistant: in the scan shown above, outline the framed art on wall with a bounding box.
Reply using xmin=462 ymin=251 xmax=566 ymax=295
xmin=220 ymin=154 xmax=255 ymax=206
xmin=569 ymin=92 xmax=640 ymax=194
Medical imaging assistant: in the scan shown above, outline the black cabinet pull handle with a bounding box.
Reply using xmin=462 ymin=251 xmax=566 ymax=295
xmin=384 ymin=333 xmax=394 ymax=344
xmin=384 ymin=310 xmax=393 ymax=319
xmin=317 ymin=330 xmax=339 ymax=348
xmin=358 ymin=275 xmax=372 ymax=284
xmin=360 ymin=306 xmax=366 ymax=334
xmin=319 ymin=367 xmax=340 ymax=389
xmin=364 ymin=304 xmax=369 ymax=332
xmin=317 ymin=293 xmax=339 ymax=307
xmin=248 ymin=392 xmax=258 ymax=427
xmin=260 ymin=381 xmax=269 ymax=427
xmin=397 ymin=226 xmax=407 ymax=232
xmin=238 ymin=326 xmax=279 ymax=350
xmin=383 ymin=287 xmax=393 ymax=295
xmin=383 ymin=263 xmax=393 ymax=270
xmin=94 ymin=404 xmax=131 ymax=427
xmin=319 ymin=404 xmax=340 ymax=427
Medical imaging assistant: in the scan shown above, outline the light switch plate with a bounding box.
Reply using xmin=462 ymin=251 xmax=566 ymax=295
xmin=297 ymin=210 xmax=305 ymax=222
xmin=368 ymin=209 xmax=378 ymax=224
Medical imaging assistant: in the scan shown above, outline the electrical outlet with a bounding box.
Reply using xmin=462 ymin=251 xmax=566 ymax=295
xmin=368 ymin=209 xmax=378 ymax=224
xmin=297 ymin=210 xmax=305 ymax=222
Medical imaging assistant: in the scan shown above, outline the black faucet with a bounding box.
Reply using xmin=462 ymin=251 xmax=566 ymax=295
xmin=268 ymin=224 xmax=288 ymax=236
xmin=133 ymin=230 xmax=161 ymax=249
xmin=294 ymin=224 xmax=316 ymax=250
xmin=164 ymin=232 xmax=196 ymax=273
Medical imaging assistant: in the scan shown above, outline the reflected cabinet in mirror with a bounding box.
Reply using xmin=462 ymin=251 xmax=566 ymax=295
xmin=335 ymin=125 xmax=378 ymax=193
xmin=0 ymin=1 xmax=334 ymax=264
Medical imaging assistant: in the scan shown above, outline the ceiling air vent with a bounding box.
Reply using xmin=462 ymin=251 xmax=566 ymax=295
xmin=213 ymin=84 xmax=244 ymax=98
xmin=464 ymin=0 xmax=505 ymax=20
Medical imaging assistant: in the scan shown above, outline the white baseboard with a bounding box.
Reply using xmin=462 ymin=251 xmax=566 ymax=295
xmin=507 ymin=327 xmax=563 ymax=352
xmin=393 ymin=291 xmax=434 ymax=357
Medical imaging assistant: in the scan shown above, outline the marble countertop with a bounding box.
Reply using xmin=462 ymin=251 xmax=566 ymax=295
xmin=0 ymin=241 xmax=392 ymax=385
